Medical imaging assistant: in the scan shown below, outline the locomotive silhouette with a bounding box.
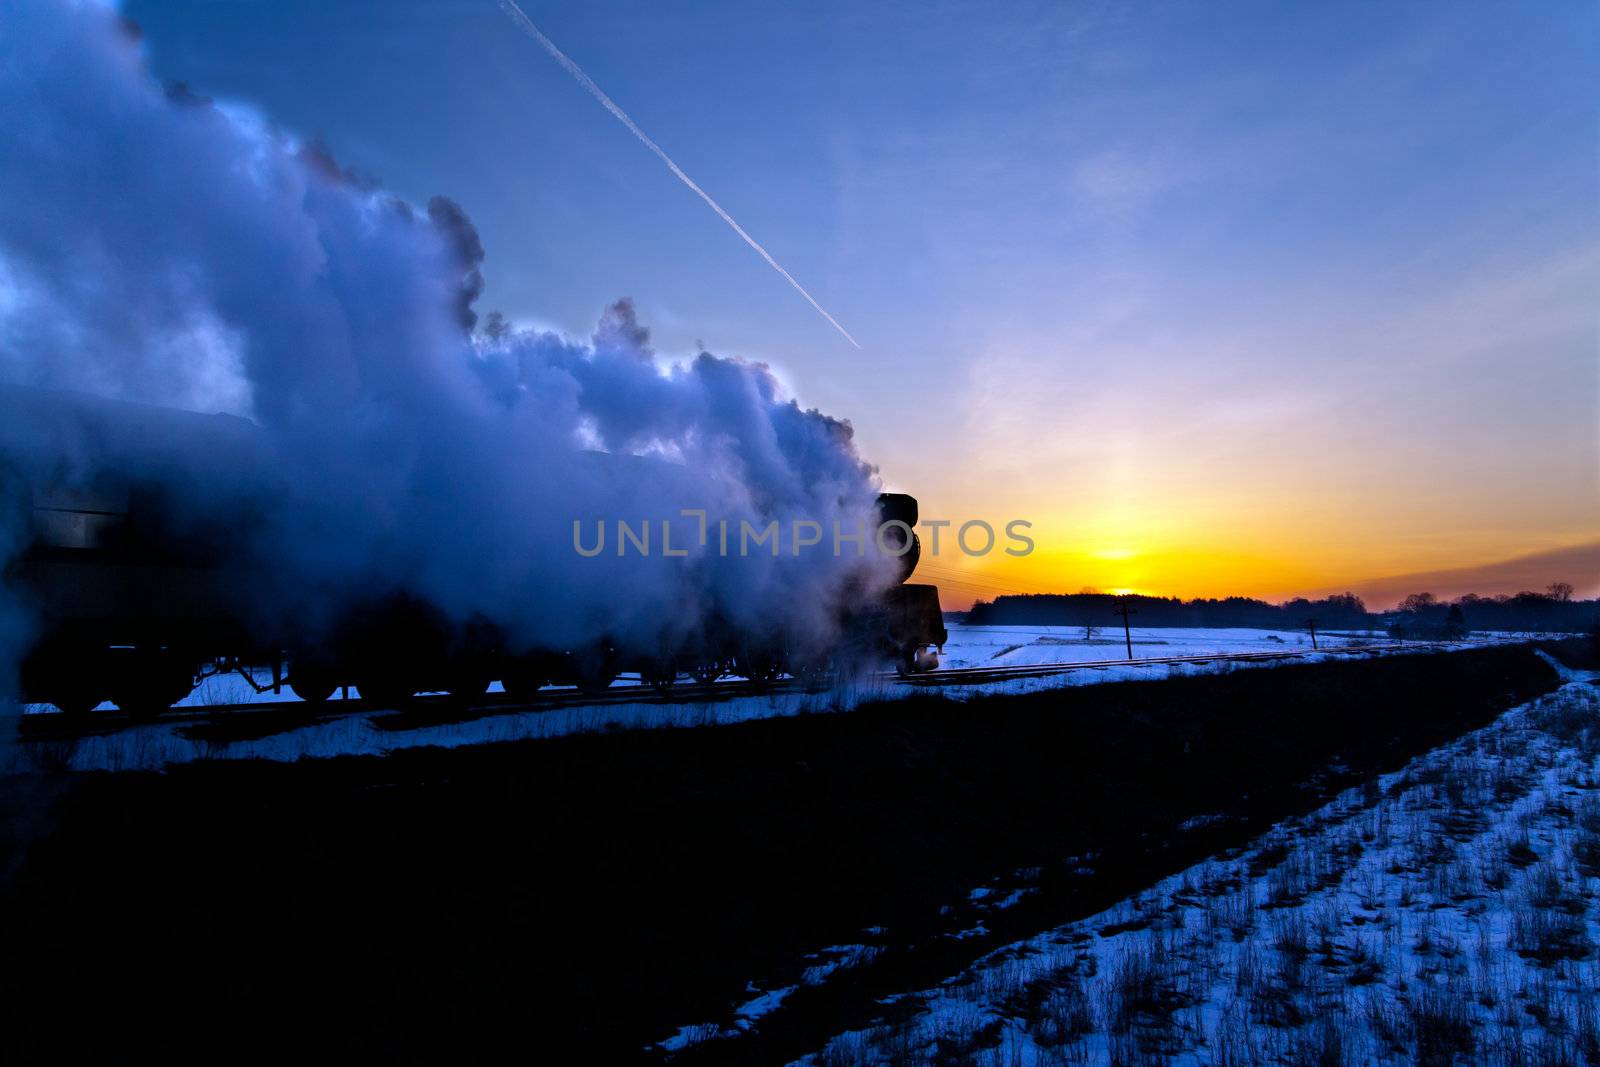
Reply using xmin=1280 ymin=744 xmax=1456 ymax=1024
xmin=3 ymin=386 xmax=945 ymax=716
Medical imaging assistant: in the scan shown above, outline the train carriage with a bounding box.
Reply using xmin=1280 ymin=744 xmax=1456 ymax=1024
xmin=2 ymin=385 xmax=946 ymax=715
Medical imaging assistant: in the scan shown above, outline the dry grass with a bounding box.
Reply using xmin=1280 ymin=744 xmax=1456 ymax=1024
xmin=802 ymin=674 xmax=1600 ymax=1066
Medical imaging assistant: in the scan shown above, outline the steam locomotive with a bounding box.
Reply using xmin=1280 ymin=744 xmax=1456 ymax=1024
xmin=3 ymin=386 xmax=946 ymax=716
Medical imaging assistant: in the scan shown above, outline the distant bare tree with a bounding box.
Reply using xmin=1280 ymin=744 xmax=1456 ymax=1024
xmin=1400 ymin=592 xmax=1439 ymax=613
xmin=1547 ymin=581 xmax=1574 ymax=603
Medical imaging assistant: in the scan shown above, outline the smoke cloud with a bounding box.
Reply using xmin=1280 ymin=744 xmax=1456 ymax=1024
xmin=0 ymin=0 xmax=896 ymax=681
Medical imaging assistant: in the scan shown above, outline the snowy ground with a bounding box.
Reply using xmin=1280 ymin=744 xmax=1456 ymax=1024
xmin=8 ymin=627 xmax=1509 ymax=773
xmin=938 ymin=626 xmax=1371 ymax=669
xmin=789 ymin=657 xmax=1600 ymax=1066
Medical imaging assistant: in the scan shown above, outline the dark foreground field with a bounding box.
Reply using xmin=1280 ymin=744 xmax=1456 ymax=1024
xmin=0 ymin=645 xmax=1564 ymax=1061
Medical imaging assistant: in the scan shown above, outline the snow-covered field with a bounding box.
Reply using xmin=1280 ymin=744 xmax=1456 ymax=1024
xmin=939 ymin=626 xmax=1370 ymax=670
xmin=794 ymin=657 xmax=1600 ymax=1066
xmin=10 ymin=626 xmax=1499 ymax=772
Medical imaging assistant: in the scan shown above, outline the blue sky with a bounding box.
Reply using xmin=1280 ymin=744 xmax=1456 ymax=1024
xmin=122 ymin=0 xmax=1598 ymax=603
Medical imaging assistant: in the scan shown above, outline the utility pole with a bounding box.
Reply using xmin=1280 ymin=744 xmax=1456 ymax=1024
xmin=1113 ymin=597 xmax=1137 ymax=659
xmin=1305 ymin=617 xmax=1319 ymax=650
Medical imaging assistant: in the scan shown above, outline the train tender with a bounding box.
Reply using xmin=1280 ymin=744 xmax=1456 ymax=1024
xmin=2 ymin=386 xmax=946 ymax=716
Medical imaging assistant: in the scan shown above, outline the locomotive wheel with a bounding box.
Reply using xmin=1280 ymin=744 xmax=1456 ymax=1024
xmin=288 ymin=664 xmax=337 ymax=705
xmin=896 ymin=647 xmax=918 ymax=678
xmin=449 ymin=677 xmax=490 ymax=701
xmin=750 ymin=668 xmax=781 ymax=687
xmin=114 ymin=688 xmax=185 ymax=721
xmin=358 ymin=675 xmax=415 ymax=711
xmin=23 ymin=641 xmax=108 ymax=717
xmin=117 ymin=700 xmax=164 ymax=722
xmin=289 ymin=679 xmax=336 ymax=704
xmin=441 ymin=649 xmax=493 ymax=702
xmin=895 ymin=645 xmax=938 ymax=677
xmin=111 ymin=651 xmax=194 ymax=720
xmin=793 ymin=658 xmax=835 ymax=690
xmin=575 ymin=668 xmax=618 ymax=697
xmin=568 ymin=644 xmax=620 ymax=697
xmin=501 ymin=665 xmax=546 ymax=701
xmin=735 ymin=653 xmax=782 ymax=688
xmin=50 ymin=693 xmax=102 ymax=717
xmin=44 ymin=678 xmax=106 ymax=716
xmin=642 ymin=661 xmax=678 ymax=694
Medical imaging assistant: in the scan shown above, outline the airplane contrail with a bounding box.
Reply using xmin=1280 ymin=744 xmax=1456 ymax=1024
xmin=495 ymin=0 xmax=861 ymax=349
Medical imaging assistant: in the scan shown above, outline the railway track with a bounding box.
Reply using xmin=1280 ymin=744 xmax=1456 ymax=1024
xmin=15 ymin=676 xmax=802 ymax=742
xmin=14 ymin=639 xmax=1472 ymax=742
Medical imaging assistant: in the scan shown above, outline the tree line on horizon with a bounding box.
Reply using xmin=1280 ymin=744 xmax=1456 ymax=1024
xmin=963 ymin=583 xmax=1596 ymax=635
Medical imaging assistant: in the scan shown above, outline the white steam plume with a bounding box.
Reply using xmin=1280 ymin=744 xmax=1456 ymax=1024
xmin=495 ymin=0 xmax=862 ymax=349
xmin=0 ymin=0 xmax=897 ymax=682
